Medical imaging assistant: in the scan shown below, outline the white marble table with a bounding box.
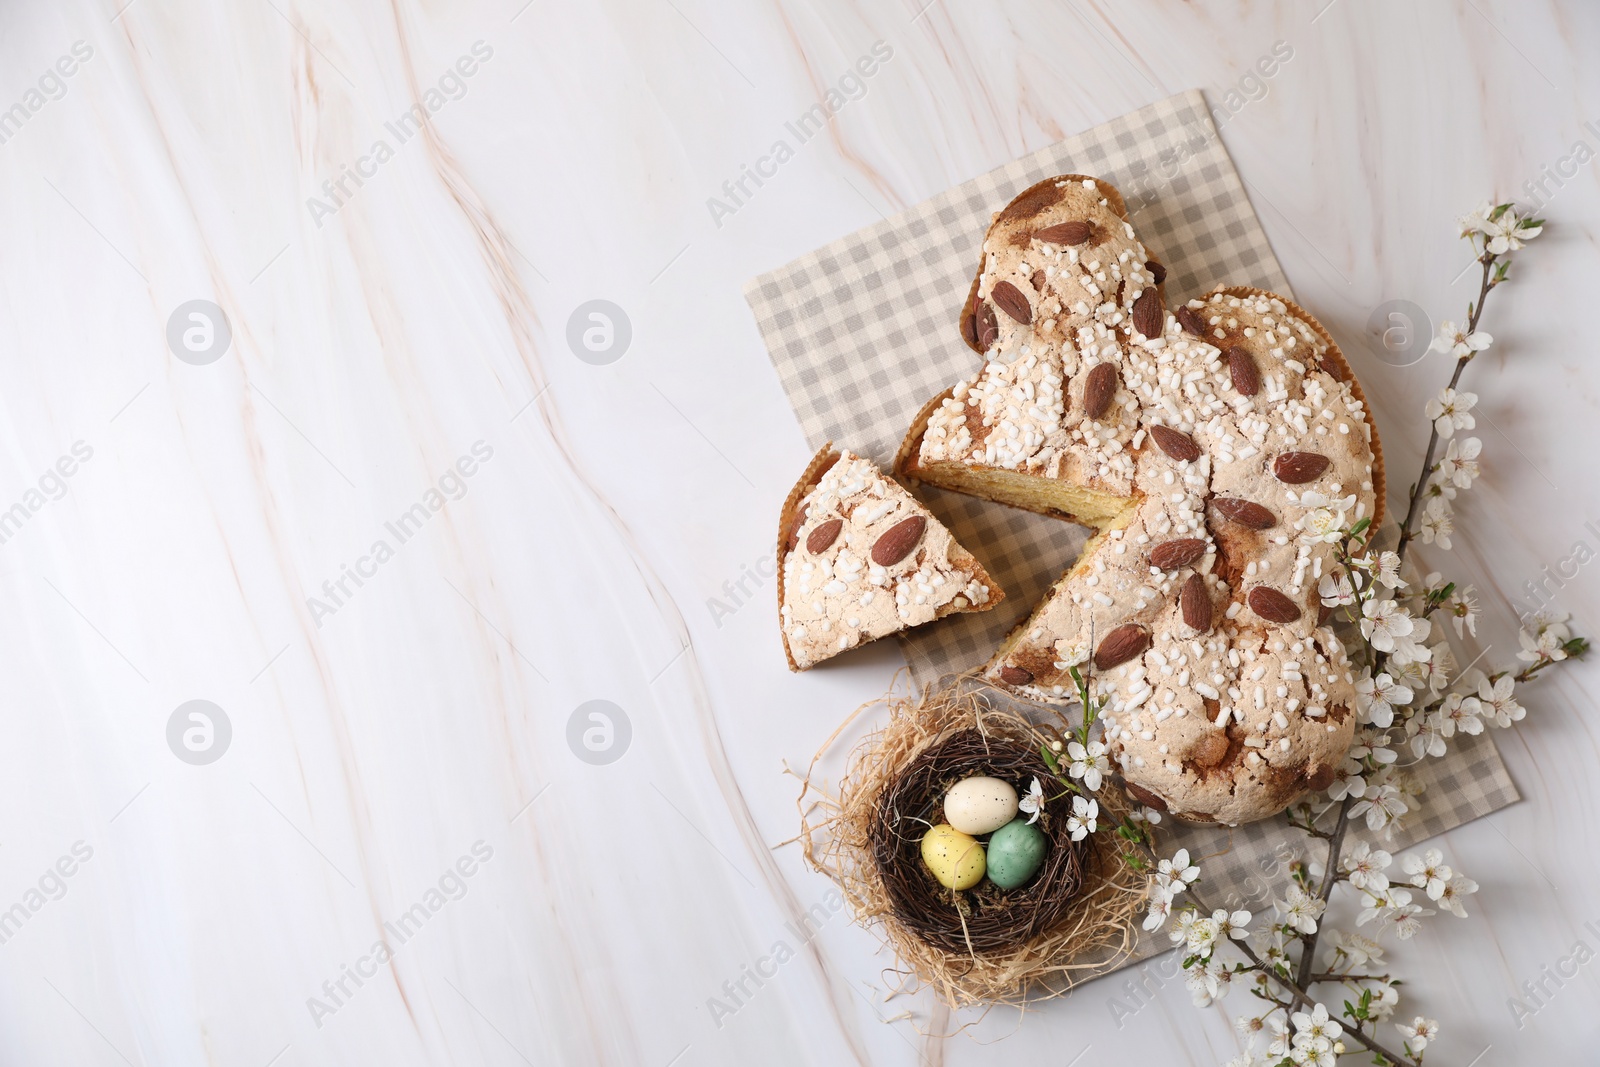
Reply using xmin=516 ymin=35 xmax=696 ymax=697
xmin=3 ymin=1 xmax=1598 ymax=1063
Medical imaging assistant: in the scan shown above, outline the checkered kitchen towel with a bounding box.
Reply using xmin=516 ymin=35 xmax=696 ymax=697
xmin=745 ymin=90 xmax=1517 ymax=972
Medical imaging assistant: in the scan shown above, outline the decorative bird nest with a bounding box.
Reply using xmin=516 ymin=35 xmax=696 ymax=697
xmin=796 ymin=673 xmax=1150 ymax=1008
xmin=871 ymin=728 xmax=1085 ymax=953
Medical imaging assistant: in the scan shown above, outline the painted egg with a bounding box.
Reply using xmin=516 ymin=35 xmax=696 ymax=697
xmin=986 ymin=818 xmax=1047 ymax=890
xmin=920 ymin=824 xmax=986 ymax=890
xmin=944 ymin=776 xmax=1019 ymax=835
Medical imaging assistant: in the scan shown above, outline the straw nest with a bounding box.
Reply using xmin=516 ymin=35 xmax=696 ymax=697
xmin=796 ymin=673 xmax=1150 ymax=1008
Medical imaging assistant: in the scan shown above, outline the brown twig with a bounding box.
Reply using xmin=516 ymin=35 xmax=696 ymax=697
xmin=1394 ymin=255 xmax=1497 ymax=564
xmin=1205 ymin=909 xmax=1420 ymax=1067
xmin=1310 ymin=971 xmax=1395 ymax=985
xmin=1294 ymin=799 xmax=1354 ymax=989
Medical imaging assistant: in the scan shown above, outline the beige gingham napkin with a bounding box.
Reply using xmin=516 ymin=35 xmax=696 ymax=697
xmin=746 ymin=90 xmax=1518 ymax=977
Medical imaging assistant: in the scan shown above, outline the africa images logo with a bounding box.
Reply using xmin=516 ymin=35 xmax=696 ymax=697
xmin=307 ymin=442 xmax=494 ymax=627
xmin=305 ymin=42 xmax=494 ymax=228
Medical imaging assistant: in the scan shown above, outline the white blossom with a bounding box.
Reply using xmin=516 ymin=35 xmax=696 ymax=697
xmin=1265 ymin=1013 xmax=1293 ymax=1058
xmin=1259 ymin=927 xmax=1293 ymax=971
xmin=1418 ymin=499 xmax=1455 ymax=550
xmin=1387 ymin=656 xmax=1430 ymax=695
xmin=1385 ymin=898 xmax=1432 ymax=940
xmin=1438 ymin=436 xmax=1482 ymax=489
xmin=1518 ymin=612 xmax=1572 ymax=663
xmin=1326 ymin=758 xmax=1368 ymax=801
xmin=1330 ymin=929 xmax=1385 ymax=969
xmin=1476 ymin=673 xmax=1525 ymax=727
xmin=1066 ymin=739 xmax=1108 ymax=792
xmin=1420 ymin=639 xmax=1456 ymax=694
xmin=1361 ymin=599 xmax=1417 ymax=653
xmin=1223 ymin=1045 xmax=1267 ymax=1067
xmin=1373 ymin=551 xmax=1406 ymax=589
xmin=1357 ymin=885 xmax=1433 ymax=938
xmin=1065 ymin=795 xmax=1098 ymax=841
xmin=1447 ymin=585 xmax=1480 ymax=638
xmin=1186 ymin=956 xmax=1232 ymax=1006
xmin=1341 ymin=841 xmax=1393 ymax=893
xmin=1185 ymin=914 xmax=1220 ymax=959
xmin=1354 ymin=671 xmax=1411 ymax=728
xmin=1300 ymin=507 xmax=1346 ymax=544
xmin=1350 ymin=783 xmax=1409 ymax=835
xmin=1410 ymin=711 xmax=1447 ymax=758
xmin=1387 ymin=614 xmax=1435 ymax=667
xmin=1142 ymin=883 xmax=1174 ymax=931
xmin=1318 ymin=570 xmax=1358 ymax=608
xmin=1214 ymin=908 xmax=1253 ymax=943
xmin=1157 ymin=848 xmax=1200 ymax=894
xmin=1460 ymin=201 xmax=1543 ymax=253
xmin=1293 ymin=1043 xmax=1337 ymax=1067
xmin=1458 ymin=201 xmax=1497 ymax=238
xmin=1132 ymin=805 xmax=1163 ymax=826
xmin=1276 ymin=886 xmax=1326 ymax=935
xmin=1425 ymin=387 xmax=1478 ymax=438
xmin=1368 ymin=981 xmax=1401 ymax=1021
xmin=1018 ymin=776 xmax=1046 ymax=824
xmin=1437 ymin=874 xmax=1479 ymax=918
xmin=1170 ymin=906 xmax=1197 ymax=946
xmin=1297 ymin=492 xmax=1356 ymax=545
xmin=1398 ymin=1016 xmax=1440 ymax=1052
xmin=1236 ymin=1014 xmax=1269 ymax=1043
xmin=1429 ymin=320 xmax=1493 ymax=360
xmin=1356 ymin=887 xmax=1397 ymax=926
xmin=1439 ymin=691 xmax=1484 ymax=736
xmin=1403 ymin=848 xmax=1453 ymax=899
xmin=1290 ymin=1002 xmax=1343 ymax=1052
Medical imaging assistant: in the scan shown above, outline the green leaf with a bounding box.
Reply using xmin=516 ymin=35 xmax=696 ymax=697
xmin=1349 ymin=516 xmax=1372 ymax=537
xmin=1041 ymin=743 xmax=1061 ymax=773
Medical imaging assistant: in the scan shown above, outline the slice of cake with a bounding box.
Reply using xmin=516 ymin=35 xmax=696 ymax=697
xmin=778 ymin=446 xmax=1002 ymax=670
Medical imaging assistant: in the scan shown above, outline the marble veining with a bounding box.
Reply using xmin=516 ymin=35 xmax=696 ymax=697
xmin=1 ymin=1 xmax=1598 ymax=1064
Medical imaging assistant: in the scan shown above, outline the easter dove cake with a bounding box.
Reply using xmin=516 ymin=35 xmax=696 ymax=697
xmin=778 ymin=445 xmax=1002 ymax=670
xmin=895 ymin=175 xmax=1385 ymax=824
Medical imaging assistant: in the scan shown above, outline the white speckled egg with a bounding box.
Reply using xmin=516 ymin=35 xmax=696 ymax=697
xmin=943 ymin=776 xmax=1019 ymax=835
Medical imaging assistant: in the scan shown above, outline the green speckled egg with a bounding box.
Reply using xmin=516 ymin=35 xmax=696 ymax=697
xmin=985 ymin=818 xmax=1047 ymax=890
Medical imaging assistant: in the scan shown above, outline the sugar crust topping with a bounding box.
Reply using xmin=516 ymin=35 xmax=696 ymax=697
xmin=781 ymin=452 xmax=992 ymax=669
xmin=914 ymin=179 xmax=1378 ymax=823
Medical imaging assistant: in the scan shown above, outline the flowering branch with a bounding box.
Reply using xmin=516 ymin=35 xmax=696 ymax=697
xmin=1393 ymin=254 xmax=1495 ymax=563
xmin=1111 ymin=201 xmax=1589 ymax=1067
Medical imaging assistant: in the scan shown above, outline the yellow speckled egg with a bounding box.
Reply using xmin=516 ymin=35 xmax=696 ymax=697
xmin=944 ymin=776 xmax=1019 ymax=835
xmin=920 ymin=823 xmax=986 ymax=890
